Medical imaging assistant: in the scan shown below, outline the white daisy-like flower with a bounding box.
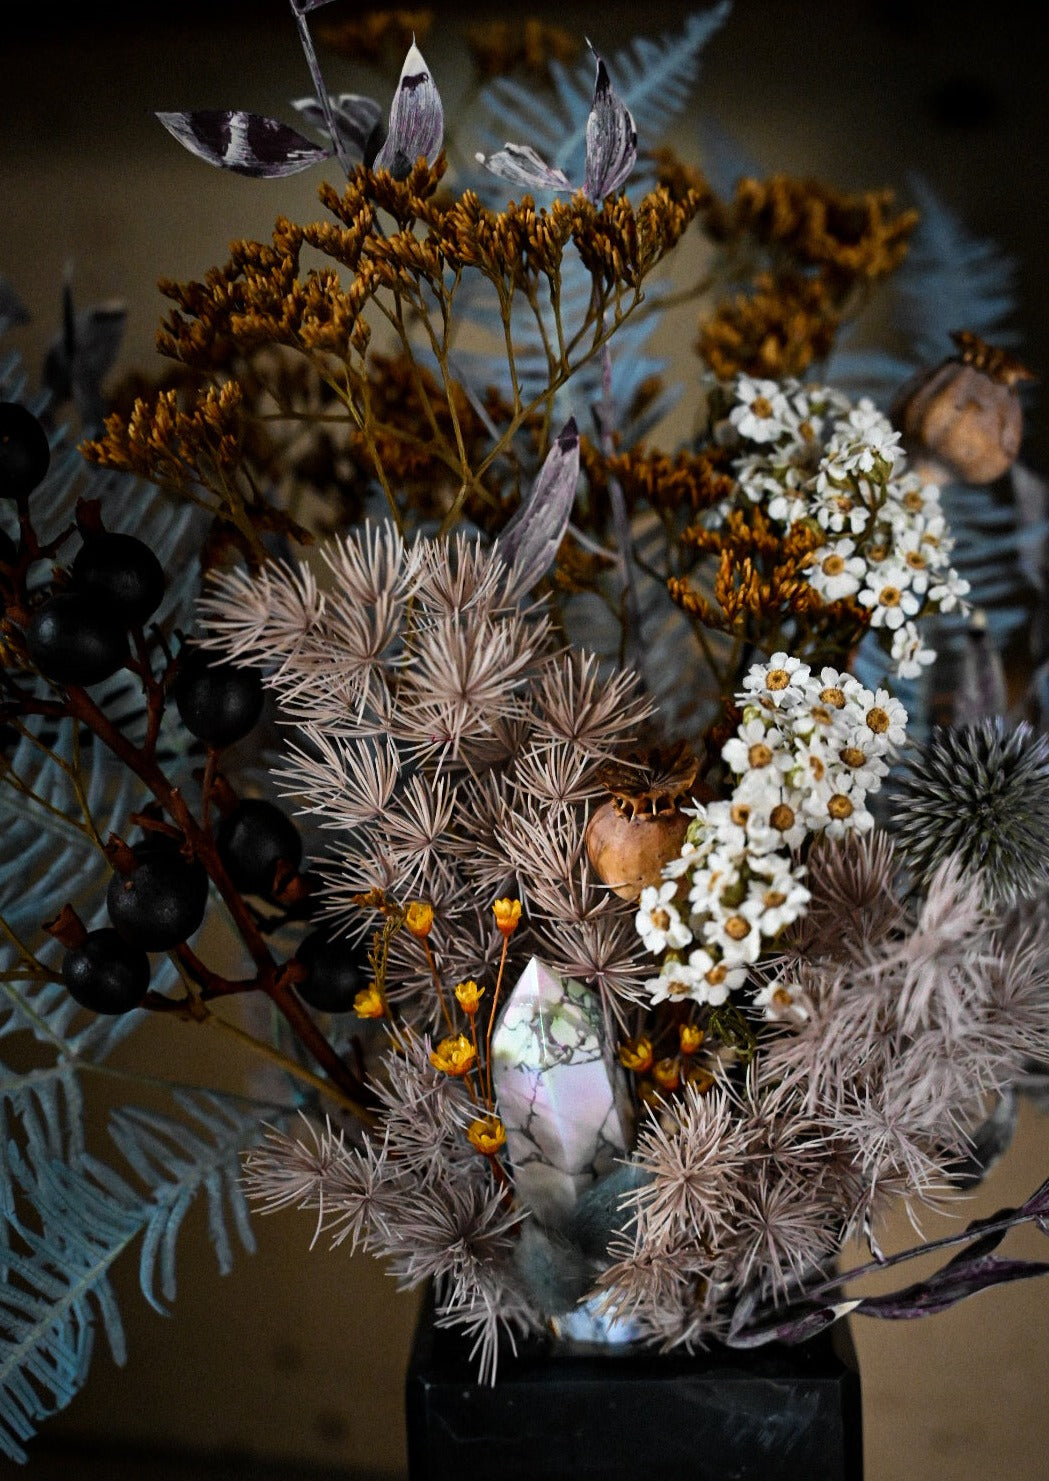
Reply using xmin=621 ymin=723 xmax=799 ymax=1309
xmin=740 ymin=652 xmax=812 ymax=709
xmin=857 ymin=564 xmax=922 ymax=629
xmin=895 ymin=475 xmax=943 ymax=521
xmin=807 ymin=538 xmax=868 ymax=601
xmin=767 ymin=487 xmax=810 ymax=525
xmin=745 ymin=867 xmax=811 ymax=935
xmin=890 ymin=621 xmax=937 ymax=680
xmin=721 ymin=717 xmax=788 ymax=777
xmin=849 ymin=687 xmax=908 ymax=749
xmin=834 ymin=737 xmax=890 ymax=791
xmin=803 ymin=782 xmax=875 ymax=839
xmin=646 ymin=955 xmax=709 ymax=1006
xmin=927 ymin=569 xmax=972 ymax=614
xmin=729 ymin=376 xmax=792 ymax=443
xmin=687 ymin=853 xmax=742 ymax=913
xmin=752 ymin=979 xmax=811 ymax=1023
xmin=703 ymin=898 xmax=765 ymax=965
xmin=812 ymin=486 xmax=871 ymax=536
xmin=635 ymin=881 xmax=693 ymax=954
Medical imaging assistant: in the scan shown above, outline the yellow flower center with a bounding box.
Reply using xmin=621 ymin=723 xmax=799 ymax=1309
xmin=764 ymin=890 xmax=787 ymax=909
xmin=651 ymin=907 xmax=671 ymax=930
xmin=866 ymin=706 xmax=891 ymax=734
xmin=770 ymin=802 xmax=796 ymax=832
xmin=827 ymin=793 xmax=854 ymax=820
xmin=724 ymin=915 xmax=751 ymax=942
xmin=820 ymin=686 xmax=846 ymax=709
xmin=766 ymin=667 xmax=791 ymax=691
xmin=748 ymin=742 xmax=774 ymax=768
xmin=840 ymin=746 xmax=867 ymax=768
xmin=821 ymin=553 xmax=846 ymax=576
xmin=878 ymin=585 xmax=902 ymax=607
xmin=751 ymin=394 xmax=774 ymax=419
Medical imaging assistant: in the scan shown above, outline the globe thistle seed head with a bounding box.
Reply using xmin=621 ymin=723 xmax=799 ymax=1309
xmin=890 ymin=720 xmax=1049 ymax=908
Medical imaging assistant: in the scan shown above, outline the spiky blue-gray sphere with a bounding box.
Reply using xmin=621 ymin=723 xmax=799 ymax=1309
xmin=890 ymin=720 xmax=1049 ymax=907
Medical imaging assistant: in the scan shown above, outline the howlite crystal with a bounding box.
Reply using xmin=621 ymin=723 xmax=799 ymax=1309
xmin=490 ymin=956 xmax=633 ymax=1230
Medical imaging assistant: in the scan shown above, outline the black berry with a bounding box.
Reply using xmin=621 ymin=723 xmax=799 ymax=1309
xmin=26 ymin=592 xmax=130 ymax=685
xmin=62 ymin=927 xmax=151 ymax=1014
xmin=173 ymin=647 xmax=264 ymax=748
xmin=0 ymin=402 xmax=50 ymax=500
xmin=71 ymin=532 xmax=166 ymax=627
xmin=106 ymin=839 xmax=209 ymax=950
xmin=295 ymin=927 xmax=369 ymax=1012
xmin=216 ymin=799 xmax=303 ymax=895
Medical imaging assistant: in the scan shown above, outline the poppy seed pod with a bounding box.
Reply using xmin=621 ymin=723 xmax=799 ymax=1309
xmin=890 ymin=330 xmax=1034 ymax=486
xmin=584 ymin=741 xmax=702 ymax=901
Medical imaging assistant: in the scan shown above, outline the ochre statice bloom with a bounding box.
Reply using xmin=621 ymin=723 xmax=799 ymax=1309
xmin=492 ymin=897 xmax=522 ymax=938
xmin=618 ymin=1036 xmax=654 ymax=1073
xmin=405 ymin=901 xmax=435 ymax=939
xmin=353 ymin=984 xmax=386 ymax=1019
xmin=652 ymin=1056 xmax=682 ymax=1092
xmin=454 ymin=979 xmax=485 ymax=1015
xmin=679 ymin=1023 xmax=705 ymax=1056
xmin=466 ymin=1116 xmax=507 ymax=1155
xmin=429 ymin=1033 xmax=477 ymax=1077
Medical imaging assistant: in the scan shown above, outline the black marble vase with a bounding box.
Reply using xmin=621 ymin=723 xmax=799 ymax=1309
xmin=405 ymin=1291 xmax=863 ymax=1481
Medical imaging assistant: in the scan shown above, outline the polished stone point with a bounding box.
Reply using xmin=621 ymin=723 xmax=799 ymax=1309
xmin=490 ymin=955 xmax=633 ymax=1229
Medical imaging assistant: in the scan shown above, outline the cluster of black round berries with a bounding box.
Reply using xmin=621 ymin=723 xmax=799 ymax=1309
xmin=5 ymin=399 xmax=370 ymax=1020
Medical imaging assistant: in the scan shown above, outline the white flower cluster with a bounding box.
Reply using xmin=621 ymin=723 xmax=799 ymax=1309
xmin=715 ymin=375 xmax=970 ymax=678
xmin=636 ymin=654 xmax=908 ymax=1014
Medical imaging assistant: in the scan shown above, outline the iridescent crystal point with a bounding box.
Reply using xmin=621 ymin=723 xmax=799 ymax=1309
xmin=490 ymin=955 xmax=633 ymax=1230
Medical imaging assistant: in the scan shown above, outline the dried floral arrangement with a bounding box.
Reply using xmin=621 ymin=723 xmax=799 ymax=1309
xmin=3 ymin=0 xmax=1049 ymax=1458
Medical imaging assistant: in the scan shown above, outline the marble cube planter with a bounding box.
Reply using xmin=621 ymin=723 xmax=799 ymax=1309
xmin=405 ymin=1291 xmax=863 ymax=1481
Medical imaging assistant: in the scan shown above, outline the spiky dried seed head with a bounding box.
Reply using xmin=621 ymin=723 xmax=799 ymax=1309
xmin=890 ymin=720 xmax=1049 ymax=907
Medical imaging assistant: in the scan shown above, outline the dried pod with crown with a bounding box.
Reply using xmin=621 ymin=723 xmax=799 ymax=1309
xmin=584 ymin=741 xmax=706 ymax=900
xmin=890 ymin=329 xmax=1034 ymax=485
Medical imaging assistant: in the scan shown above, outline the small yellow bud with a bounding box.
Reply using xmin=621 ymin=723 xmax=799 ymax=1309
xmin=454 ymin=979 xmax=485 ymax=1016
xmin=492 ymin=897 xmax=522 ymax=938
xmin=353 ymin=983 xmax=386 ymax=1019
xmin=651 ymin=1056 xmax=681 ymax=1092
xmin=618 ymin=1036 xmax=654 ymax=1073
xmin=467 ymin=1116 xmax=507 ymax=1156
xmin=429 ymin=1033 xmax=477 ymax=1077
xmin=405 ymin=901 xmax=434 ymax=939
xmin=679 ymin=1023 xmax=705 ymax=1057
xmin=685 ymin=1062 xmax=715 ymax=1094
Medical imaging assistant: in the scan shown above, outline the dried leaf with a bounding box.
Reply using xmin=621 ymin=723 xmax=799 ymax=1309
xmin=155 ymin=110 xmax=334 ymax=177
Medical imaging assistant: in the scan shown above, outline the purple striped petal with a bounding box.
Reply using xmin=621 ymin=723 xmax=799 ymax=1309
xmin=155 ymin=111 xmax=333 ymax=178
xmin=475 ymin=143 xmax=575 ymax=194
xmin=583 ymin=56 xmax=638 ymax=202
xmin=373 ymin=42 xmax=443 ymax=179
xmin=291 ymin=93 xmax=384 ymax=163
xmin=498 ymin=418 xmax=580 ymax=596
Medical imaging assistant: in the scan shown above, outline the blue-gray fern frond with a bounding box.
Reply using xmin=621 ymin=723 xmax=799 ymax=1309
xmin=473 ymin=5 xmax=732 ymax=196
xmin=894 ymin=174 xmax=1019 ymax=366
xmin=0 ymin=1087 xmax=278 ymax=1462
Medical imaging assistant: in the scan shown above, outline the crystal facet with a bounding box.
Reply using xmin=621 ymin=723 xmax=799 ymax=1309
xmin=491 ymin=956 xmax=633 ymax=1229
